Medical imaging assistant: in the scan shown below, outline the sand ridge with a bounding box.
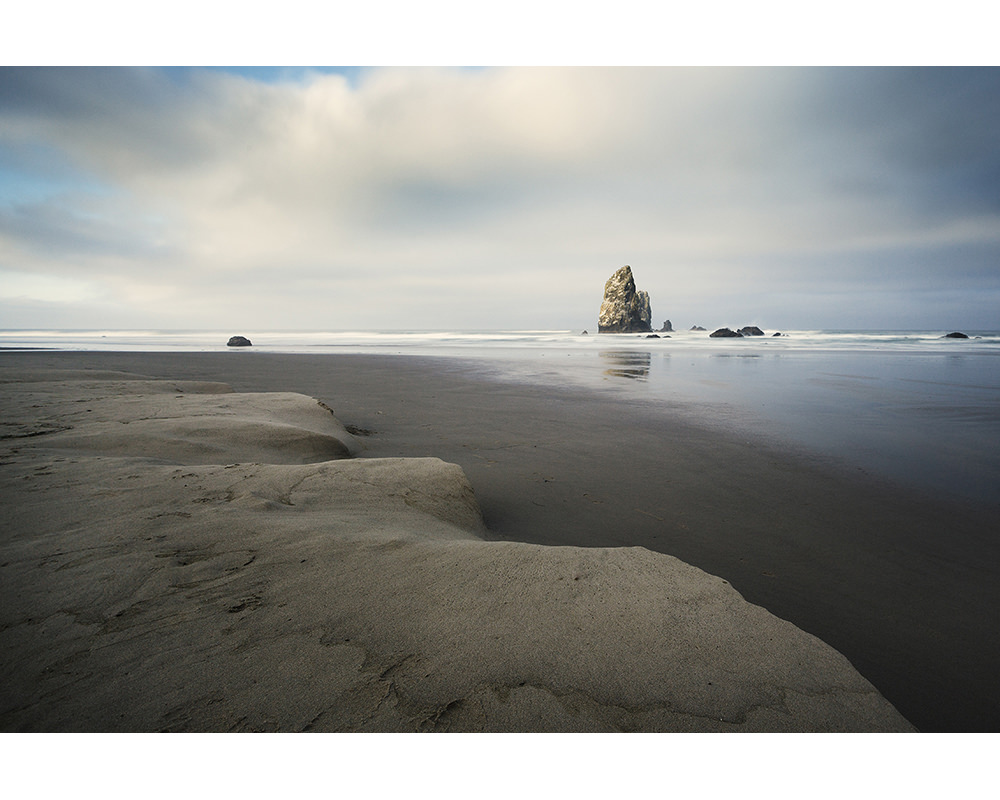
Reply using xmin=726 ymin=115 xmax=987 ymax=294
xmin=1 ymin=370 xmax=362 ymax=464
xmin=0 ymin=367 xmax=914 ymax=731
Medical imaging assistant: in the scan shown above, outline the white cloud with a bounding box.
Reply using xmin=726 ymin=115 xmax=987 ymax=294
xmin=1 ymin=66 xmax=999 ymax=330
xmin=0 ymin=269 xmax=102 ymax=303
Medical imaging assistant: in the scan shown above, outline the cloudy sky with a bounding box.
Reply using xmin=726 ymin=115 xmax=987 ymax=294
xmin=2 ymin=65 xmax=999 ymax=331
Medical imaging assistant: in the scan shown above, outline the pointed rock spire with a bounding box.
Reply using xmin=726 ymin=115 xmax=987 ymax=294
xmin=598 ymin=265 xmax=652 ymax=333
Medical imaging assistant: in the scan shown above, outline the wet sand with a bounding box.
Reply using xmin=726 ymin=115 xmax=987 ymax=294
xmin=3 ymin=350 xmax=998 ymax=731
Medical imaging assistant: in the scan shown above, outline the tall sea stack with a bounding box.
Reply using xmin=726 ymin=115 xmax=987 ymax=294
xmin=598 ymin=265 xmax=652 ymax=333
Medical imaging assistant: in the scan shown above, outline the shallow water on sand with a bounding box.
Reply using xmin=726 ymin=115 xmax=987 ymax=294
xmin=3 ymin=328 xmax=999 ymax=505
xmin=475 ymin=347 xmax=1000 ymax=507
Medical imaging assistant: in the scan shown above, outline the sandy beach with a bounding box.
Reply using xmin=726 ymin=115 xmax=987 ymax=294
xmin=2 ymin=351 xmax=996 ymax=731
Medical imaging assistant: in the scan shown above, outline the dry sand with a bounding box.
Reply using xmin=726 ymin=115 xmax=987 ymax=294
xmin=15 ymin=350 xmax=994 ymax=732
xmin=0 ymin=361 xmax=913 ymax=732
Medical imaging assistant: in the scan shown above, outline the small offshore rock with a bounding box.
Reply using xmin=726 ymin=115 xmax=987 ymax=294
xmin=646 ymin=334 xmax=661 ymax=339
xmin=690 ymin=325 xmax=707 ymax=331
xmin=738 ymin=326 xmax=765 ymax=336
xmin=772 ymin=332 xmax=783 ymax=337
xmin=581 ymin=330 xmax=589 ymax=335
xmin=710 ymin=328 xmax=743 ymax=338
xmin=944 ymin=332 xmax=969 ymax=339
xmin=660 ymin=320 xmax=674 ymax=333
xmin=227 ymin=336 xmax=253 ymax=347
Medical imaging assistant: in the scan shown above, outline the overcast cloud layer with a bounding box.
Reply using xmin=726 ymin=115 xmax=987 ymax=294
xmin=1 ymin=66 xmax=999 ymax=331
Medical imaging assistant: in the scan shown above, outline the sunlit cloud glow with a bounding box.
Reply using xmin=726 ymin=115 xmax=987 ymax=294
xmin=2 ymin=66 xmax=999 ymax=331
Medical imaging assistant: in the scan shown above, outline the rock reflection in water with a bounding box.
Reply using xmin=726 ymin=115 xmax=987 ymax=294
xmin=600 ymin=351 xmax=651 ymax=380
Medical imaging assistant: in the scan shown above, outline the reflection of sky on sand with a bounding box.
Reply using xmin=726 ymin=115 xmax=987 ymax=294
xmin=1 ymin=328 xmax=996 ymax=505
xmin=599 ymin=351 xmax=650 ymax=380
xmin=551 ymin=348 xmax=1000 ymax=506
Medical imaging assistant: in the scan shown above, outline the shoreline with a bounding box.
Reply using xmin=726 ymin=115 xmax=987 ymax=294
xmin=3 ymin=350 xmax=998 ymax=731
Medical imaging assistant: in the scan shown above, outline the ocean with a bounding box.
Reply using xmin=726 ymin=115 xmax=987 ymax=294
xmin=3 ymin=327 xmax=999 ymax=506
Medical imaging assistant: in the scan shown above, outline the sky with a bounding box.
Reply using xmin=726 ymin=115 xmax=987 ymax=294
xmin=2 ymin=64 xmax=999 ymax=331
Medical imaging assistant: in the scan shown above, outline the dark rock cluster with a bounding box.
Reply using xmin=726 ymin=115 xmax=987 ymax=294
xmin=709 ymin=326 xmax=767 ymax=338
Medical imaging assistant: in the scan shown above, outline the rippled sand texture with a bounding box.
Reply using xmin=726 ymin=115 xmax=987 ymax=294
xmin=0 ymin=367 xmax=913 ymax=731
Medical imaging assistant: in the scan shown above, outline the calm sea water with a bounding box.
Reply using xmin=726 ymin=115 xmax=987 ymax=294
xmin=3 ymin=328 xmax=999 ymax=505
